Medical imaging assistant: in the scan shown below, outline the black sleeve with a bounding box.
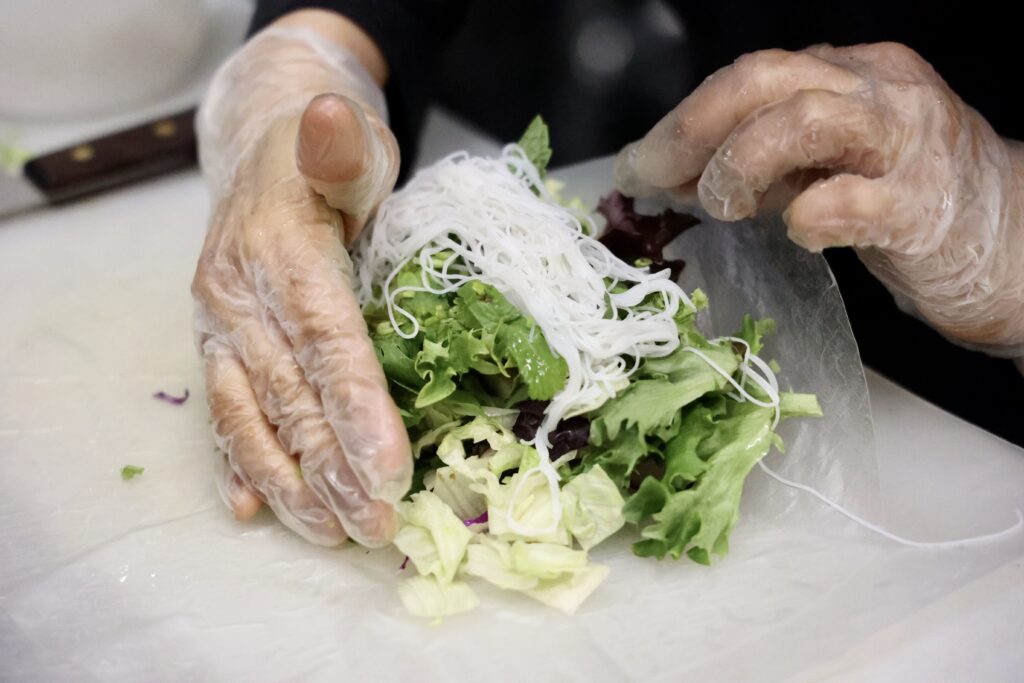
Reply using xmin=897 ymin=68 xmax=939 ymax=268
xmin=249 ymin=0 xmax=469 ymax=179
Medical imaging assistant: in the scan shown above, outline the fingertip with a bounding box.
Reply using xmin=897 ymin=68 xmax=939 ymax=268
xmin=296 ymin=93 xmax=366 ymax=185
xmin=371 ymin=475 xmax=412 ymax=507
xmin=697 ymin=158 xmax=757 ymax=221
xmin=206 ymin=350 xmax=349 ymax=547
xmin=349 ymin=503 xmax=400 ymax=549
xmin=613 ymin=142 xmax=659 ymax=198
xmin=294 ymin=93 xmax=398 ymax=239
xmin=784 ymin=174 xmax=890 ymax=251
xmin=783 ymin=184 xmax=833 ymax=251
xmin=299 ymin=452 xmax=401 ymax=546
xmin=215 ymin=454 xmax=264 ymax=520
xmin=231 ymin=481 xmax=264 ymax=521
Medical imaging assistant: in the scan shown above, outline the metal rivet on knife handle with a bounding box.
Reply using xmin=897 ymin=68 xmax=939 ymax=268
xmin=152 ymin=120 xmax=178 ymax=138
xmin=70 ymin=145 xmax=95 ymax=163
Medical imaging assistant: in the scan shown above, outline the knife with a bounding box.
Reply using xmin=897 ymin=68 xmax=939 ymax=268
xmin=0 ymin=108 xmax=197 ymax=220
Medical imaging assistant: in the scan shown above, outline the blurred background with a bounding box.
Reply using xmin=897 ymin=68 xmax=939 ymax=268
xmin=434 ymin=0 xmax=694 ymax=167
xmin=4 ymin=0 xmax=1019 ymax=168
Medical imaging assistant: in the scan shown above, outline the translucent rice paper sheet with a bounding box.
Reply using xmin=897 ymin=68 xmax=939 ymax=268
xmin=634 ymin=176 xmax=881 ymax=527
xmin=2 ymin=159 xmax=1022 ymax=683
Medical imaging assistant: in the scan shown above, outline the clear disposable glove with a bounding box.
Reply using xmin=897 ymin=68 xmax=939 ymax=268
xmin=192 ymin=24 xmax=410 ymax=547
xmin=616 ymin=42 xmax=1024 ymax=355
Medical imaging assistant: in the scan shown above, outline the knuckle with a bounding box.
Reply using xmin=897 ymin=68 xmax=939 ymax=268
xmin=791 ymin=91 xmax=835 ymax=136
xmin=734 ymin=48 xmax=790 ymax=76
xmin=873 ymin=41 xmax=925 ymax=67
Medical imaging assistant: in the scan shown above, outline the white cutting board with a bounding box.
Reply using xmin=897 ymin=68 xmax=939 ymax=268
xmin=1 ymin=116 xmax=1023 ymax=682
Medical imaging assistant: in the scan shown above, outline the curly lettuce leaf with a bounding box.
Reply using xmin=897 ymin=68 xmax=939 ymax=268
xmin=624 ymin=402 xmax=776 ymax=563
xmin=367 ymin=257 xmax=569 ymax=460
xmin=589 ymin=344 xmax=738 ymax=444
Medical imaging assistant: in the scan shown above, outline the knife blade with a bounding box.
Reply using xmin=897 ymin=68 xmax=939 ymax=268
xmin=0 ymin=108 xmax=197 ymax=220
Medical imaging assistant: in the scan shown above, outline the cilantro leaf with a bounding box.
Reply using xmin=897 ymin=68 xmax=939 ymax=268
xmin=496 ymin=318 xmax=567 ymax=400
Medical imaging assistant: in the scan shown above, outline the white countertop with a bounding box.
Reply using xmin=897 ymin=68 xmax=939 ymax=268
xmin=1 ymin=111 xmax=1022 ymax=682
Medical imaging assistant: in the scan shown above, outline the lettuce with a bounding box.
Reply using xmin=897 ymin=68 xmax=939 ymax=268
xmin=365 ymin=119 xmax=822 ymax=620
xmin=463 ymin=536 xmax=609 ymax=615
xmin=524 ymin=564 xmax=610 ymax=615
xmin=561 ymin=465 xmax=625 ymax=550
xmin=394 ymin=492 xmax=473 ymax=583
xmin=578 ymin=309 xmax=808 ymax=565
xmin=397 ymin=576 xmax=478 ymax=619
xmin=463 ymin=536 xmax=539 ymax=591
xmin=623 ymin=402 xmax=776 ymax=563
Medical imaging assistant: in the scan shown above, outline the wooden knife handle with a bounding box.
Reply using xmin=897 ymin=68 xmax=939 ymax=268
xmin=23 ymin=108 xmax=198 ymax=204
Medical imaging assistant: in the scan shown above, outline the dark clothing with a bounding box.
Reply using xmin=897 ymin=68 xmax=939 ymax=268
xmin=251 ymin=0 xmax=1024 ymax=446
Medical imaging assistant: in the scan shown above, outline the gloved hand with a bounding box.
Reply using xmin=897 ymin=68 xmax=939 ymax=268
xmin=192 ymin=20 xmax=410 ymax=547
xmin=616 ymin=42 xmax=1024 ymax=354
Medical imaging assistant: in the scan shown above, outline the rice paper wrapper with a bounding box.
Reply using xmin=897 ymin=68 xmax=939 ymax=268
xmin=642 ymin=182 xmax=881 ymax=526
xmin=2 ymin=157 xmax=1022 ymax=682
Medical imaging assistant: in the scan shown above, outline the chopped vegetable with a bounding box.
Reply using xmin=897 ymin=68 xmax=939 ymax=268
xmin=121 ymin=465 xmax=145 ymax=480
xmin=463 ymin=511 xmax=489 ymax=527
xmin=153 ymin=389 xmax=189 ymax=405
xmin=597 ymin=191 xmax=699 ymax=281
xmin=513 ymin=400 xmax=589 ymax=457
xmin=0 ymin=138 xmax=31 ymax=174
xmin=397 ymin=576 xmax=478 ymax=619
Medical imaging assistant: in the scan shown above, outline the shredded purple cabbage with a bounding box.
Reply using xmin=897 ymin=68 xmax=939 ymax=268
xmin=597 ymin=191 xmax=699 ymax=281
xmin=512 ymin=400 xmax=547 ymax=441
xmin=463 ymin=511 xmax=489 ymax=527
xmin=153 ymin=388 xmax=189 ymax=405
xmin=513 ymin=400 xmax=590 ymax=458
xmin=399 ymin=556 xmax=409 ymax=571
xmin=547 ymin=415 xmax=589 ymax=457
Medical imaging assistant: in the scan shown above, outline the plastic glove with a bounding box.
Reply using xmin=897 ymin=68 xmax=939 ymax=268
xmin=192 ymin=24 xmax=410 ymax=547
xmin=616 ymin=42 xmax=1024 ymax=354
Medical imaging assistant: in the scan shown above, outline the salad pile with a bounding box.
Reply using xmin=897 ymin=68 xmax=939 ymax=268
xmin=355 ymin=118 xmax=822 ymax=619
